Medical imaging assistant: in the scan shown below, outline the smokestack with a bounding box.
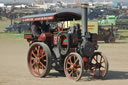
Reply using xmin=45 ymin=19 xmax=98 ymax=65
xmin=81 ymin=3 xmax=88 ymax=37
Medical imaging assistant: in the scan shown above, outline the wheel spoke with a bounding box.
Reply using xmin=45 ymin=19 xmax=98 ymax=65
xmin=32 ymin=50 xmax=37 ymax=58
xmin=69 ymin=69 xmax=73 ymax=75
xmin=43 ymin=59 xmax=46 ymax=62
xmin=74 ymin=56 xmax=76 ymax=62
xmin=35 ymin=47 xmax=39 ymax=56
xmin=94 ymin=66 xmax=97 ymax=71
xmin=43 ymin=53 xmax=46 ymax=57
xmin=67 ymin=60 xmax=72 ymax=65
xmin=74 ymin=68 xmax=80 ymax=72
xmin=40 ymin=62 xmax=46 ymax=69
xmin=33 ymin=68 xmax=40 ymax=75
xmin=40 ymin=54 xmax=46 ymax=59
xmin=67 ymin=56 xmax=73 ymax=65
xmin=101 ymin=60 xmax=105 ymax=64
xmin=70 ymin=70 xmax=74 ymax=78
xmin=36 ymin=64 xmax=39 ymax=72
xmin=100 ymin=56 xmax=103 ymax=63
xmin=76 ymin=64 xmax=81 ymax=68
xmin=39 ymin=50 xmax=46 ymax=59
xmin=31 ymin=56 xmax=35 ymax=60
xmin=96 ymin=55 xmax=98 ymax=62
xmin=38 ymin=46 xmax=40 ymax=52
xmin=93 ymin=57 xmax=98 ymax=63
xmin=72 ymin=71 xmax=74 ymax=78
xmin=66 ymin=67 xmax=70 ymax=70
xmin=37 ymin=46 xmax=41 ymax=56
xmin=76 ymin=71 xmax=79 ymax=77
xmin=74 ymin=58 xmax=79 ymax=65
xmin=42 ymin=50 xmax=45 ymax=55
xmin=101 ymin=65 xmax=105 ymax=69
xmin=32 ymin=62 xmax=36 ymax=67
xmin=69 ymin=56 xmax=73 ymax=64
xmin=99 ymin=68 xmax=104 ymax=77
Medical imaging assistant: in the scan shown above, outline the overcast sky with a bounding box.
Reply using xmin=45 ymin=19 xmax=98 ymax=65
xmin=0 ymin=0 xmax=128 ymax=4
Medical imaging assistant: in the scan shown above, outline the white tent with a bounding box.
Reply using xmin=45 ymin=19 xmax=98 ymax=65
xmin=0 ymin=3 xmax=5 ymax=7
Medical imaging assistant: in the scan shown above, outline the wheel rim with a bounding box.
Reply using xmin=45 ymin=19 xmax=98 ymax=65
xmin=28 ymin=44 xmax=47 ymax=76
xmin=90 ymin=52 xmax=108 ymax=78
xmin=64 ymin=53 xmax=83 ymax=81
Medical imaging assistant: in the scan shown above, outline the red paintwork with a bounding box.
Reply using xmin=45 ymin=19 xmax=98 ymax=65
xmin=82 ymin=57 xmax=88 ymax=62
xmin=38 ymin=32 xmax=52 ymax=42
xmin=24 ymin=34 xmax=32 ymax=39
xmin=53 ymin=34 xmax=58 ymax=45
xmin=62 ymin=40 xmax=68 ymax=45
xmin=22 ymin=16 xmax=54 ymax=22
xmin=58 ymin=28 xmax=61 ymax=32
xmin=38 ymin=33 xmax=46 ymax=42
xmin=53 ymin=34 xmax=68 ymax=45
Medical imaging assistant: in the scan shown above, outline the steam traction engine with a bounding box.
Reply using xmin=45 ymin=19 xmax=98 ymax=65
xmin=23 ymin=4 xmax=109 ymax=81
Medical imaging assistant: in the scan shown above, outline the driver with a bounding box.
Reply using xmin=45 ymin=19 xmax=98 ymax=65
xmin=41 ymin=21 xmax=50 ymax=32
xmin=31 ymin=21 xmax=42 ymax=37
xmin=31 ymin=21 xmax=50 ymax=38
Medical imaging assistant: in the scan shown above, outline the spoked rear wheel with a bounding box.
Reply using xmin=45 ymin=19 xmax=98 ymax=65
xmin=64 ymin=53 xmax=84 ymax=81
xmin=89 ymin=52 xmax=109 ymax=79
xmin=27 ymin=42 xmax=52 ymax=77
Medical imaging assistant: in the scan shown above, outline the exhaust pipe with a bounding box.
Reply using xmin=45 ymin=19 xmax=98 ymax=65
xmin=81 ymin=3 xmax=89 ymax=37
xmin=80 ymin=4 xmax=98 ymax=58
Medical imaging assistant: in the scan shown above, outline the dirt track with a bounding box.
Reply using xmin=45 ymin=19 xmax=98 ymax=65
xmin=0 ymin=38 xmax=128 ymax=85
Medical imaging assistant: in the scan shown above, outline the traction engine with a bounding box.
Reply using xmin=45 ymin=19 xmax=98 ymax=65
xmin=24 ymin=4 xmax=109 ymax=81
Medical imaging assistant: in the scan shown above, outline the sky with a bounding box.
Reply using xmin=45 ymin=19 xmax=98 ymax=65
xmin=0 ymin=0 xmax=128 ymax=4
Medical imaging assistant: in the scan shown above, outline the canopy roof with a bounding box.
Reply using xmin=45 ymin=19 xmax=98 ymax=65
xmin=22 ymin=8 xmax=82 ymax=22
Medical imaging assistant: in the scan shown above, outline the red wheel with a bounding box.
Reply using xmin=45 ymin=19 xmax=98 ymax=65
xmin=89 ymin=52 xmax=109 ymax=79
xmin=64 ymin=53 xmax=84 ymax=81
xmin=27 ymin=42 xmax=52 ymax=77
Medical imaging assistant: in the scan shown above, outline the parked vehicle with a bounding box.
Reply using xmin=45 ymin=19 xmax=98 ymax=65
xmin=99 ymin=15 xmax=117 ymax=26
xmin=17 ymin=22 xmax=31 ymax=33
xmin=4 ymin=22 xmax=31 ymax=33
xmin=22 ymin=4 xmax=109 ymax=81
xmin=116 ymin=15 xmax=128 ymax=29
xmin=98 ymin=15 xmax=128 ymax=30
xmin=98 ymin=15 xmax=118 ymax=43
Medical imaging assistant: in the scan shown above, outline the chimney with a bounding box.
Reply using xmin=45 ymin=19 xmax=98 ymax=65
xmin=81 ymin=3 xmax=89 ymax=37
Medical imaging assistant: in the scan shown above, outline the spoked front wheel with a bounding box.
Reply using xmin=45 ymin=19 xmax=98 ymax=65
xmin=64 ymin=53 xmax=84 ymax=81
xmin=27 ymin=42 xmax=52 ymax=77
xmin=89 ymin=52 xmax=109 ymax=79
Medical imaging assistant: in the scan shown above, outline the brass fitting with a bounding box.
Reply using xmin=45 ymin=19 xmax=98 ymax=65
xmin=81 ymin=4 xmax=89 ymax=8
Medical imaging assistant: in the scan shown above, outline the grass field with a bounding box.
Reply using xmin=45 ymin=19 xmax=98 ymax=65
xmin=0 ymin=17 xmax=11 ymax=32
xmin=118 ymin=30 xmax=128 ymax=36
xmin=0 ymin=32 xmax=24 ymax=40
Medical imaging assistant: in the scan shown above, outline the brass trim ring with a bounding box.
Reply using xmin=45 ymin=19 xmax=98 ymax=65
xmin=81 ymin=5 xmax=89 ymax=8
